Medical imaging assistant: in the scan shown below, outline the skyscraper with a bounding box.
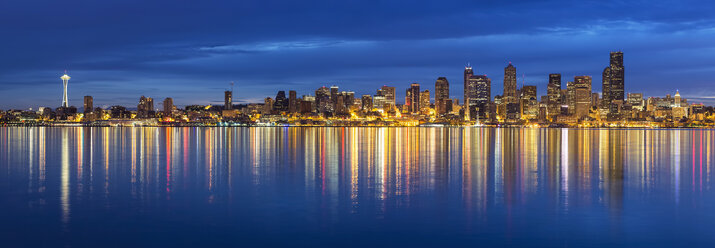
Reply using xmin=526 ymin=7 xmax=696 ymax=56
xmin=273 ymin=91 xmax=288 ymax=112
xmin=435 ymin=77 xmax=449 ymax=116
xmin=83 ymin=96 xmax=93 ymax=113
xmin=61 ymin=73 xmax=70 ymax=108
xmin=224 ymin=90 xmax=233 ymax=110
xmin=361 ymin=95 xmax=373 ymax=111
xmin=547 ymin=74 xmax=562 ymax=118
xmin=137 ymin=96 xmax=155 ymax=118
xmin=463 ymin=65 xmax=473 ymax=110
xmin=406 ymin=83 xmax=420 ymax=114
xmin=504 ymin=63 xmax=517 ymax=103
xmin=163 ymin=97 xmax=174 ymax=115
xmin=602 ymin=51 xmax=625 ymax=110
xmin=380 ymin=86 xmax=396 ymax=109
xmin=288 ymin=90 xmax=298 ymax=113
xmin=315 ymin=86 xmax=330 ymax=113
xmin=469 ymin=74 xmax=491 ymax=120
xmin=574 ymin=76 xmax=593 ymax=119
xmin=420 ymin=90 xmax=430 ymax=114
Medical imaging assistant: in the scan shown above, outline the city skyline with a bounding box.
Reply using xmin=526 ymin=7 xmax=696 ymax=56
xmin=3 ymin=51 xmax=707 ymax=111
xmin=1 ymin=1 xmax=715 ymax=108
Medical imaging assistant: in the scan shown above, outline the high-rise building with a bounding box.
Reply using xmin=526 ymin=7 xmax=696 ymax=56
xmin=420 ymin=90 xmax=430 ymax=114
xmin=468 ymin=74 xmax=491 ymax=120
xmin=163 ymin=97 xmax=174 ymax=115
xmin=361 ymin=95 xmax=373 ymax=111
xmin=602 ymin=51 xmax=625 ymax=110
xmin=83 ymin=96 xmax=93 ymax=113
xmin=273 ymin=91 xmax=288 ymax=112
xmin=547 ymin=74 xmax=562 ymax=118
xmin=288 ymin=90 xmax=298 ymax=113
xmin=574 ymin=76 xmax=592 ymax=119
xmin=330 ymin=85 xmax=339 ymax=101
xmin=435 ymin=77 xmax=449 ymax=116
xmin=315 ymin=86 xmax=331 ymax=113
xmin=463 ymin=65 xmax=474 ymax=110
xmin=61 ymin=73 xmax=70 ymax=108
xmin=137 ymin=96 xmax=155 ymax=118
xmin=224 ymin=91 xmax=233 ymax=110
xmin=520 ymin=85 xmax=538 ymax=119
xmin=566 ymin=82 xmax=575 ymax=115
xmin=263 ymin=97 xmax=274 ymax=114
xmin=406 ymin=83 xmax=420 ymax=114
xmin=380 ymin=86 xmax=396 ymax=107
xmin=504 ymin=63 xmax=517 ymax=103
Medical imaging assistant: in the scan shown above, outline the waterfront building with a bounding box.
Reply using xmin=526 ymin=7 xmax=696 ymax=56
xmin=83 ymin=96 xmax=93 ymax=113
xmin=406 ymin=83 xmax=420 ymax=114
xmin=137 ymin=96 xmax=155 ymax=118
xmin=602 ymin=51 xmax=625 ymax=110
xmin=435 ymin=77 xmax=449 ymax=116
xmin=574 ymin=76 xmax=592 ymax=119
xmin=547 ymin=73 xmax=562 ymax=119
xmin=420 ymin=90 xmax=431 ymax=115
xmin=361 ymin=95 xmax=373 ymax=111
xmin=273 ymin=91 xmax=288 ymax=112
xmin=224 ymin=90 xmax=233 ymax=110
xmin=163 ymin=98 xmax=174 ymax=116
xmin=504 ymin=63 xmax=517 ymax=104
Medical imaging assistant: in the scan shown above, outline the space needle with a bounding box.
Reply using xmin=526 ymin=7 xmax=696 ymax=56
xmin=61 ymin=71 xmax=70 ymax=108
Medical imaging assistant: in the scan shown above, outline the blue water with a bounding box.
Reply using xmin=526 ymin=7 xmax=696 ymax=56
xmin=1 ymin=127 xmax=714 ymax=247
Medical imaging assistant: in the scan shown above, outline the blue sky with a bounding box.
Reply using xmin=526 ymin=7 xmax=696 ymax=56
xmin=1 ymin=0 xmax=714 ymax=109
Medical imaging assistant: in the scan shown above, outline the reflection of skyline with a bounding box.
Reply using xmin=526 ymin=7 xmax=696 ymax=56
xmin=1 ymin=127 xmax=714 ymax=225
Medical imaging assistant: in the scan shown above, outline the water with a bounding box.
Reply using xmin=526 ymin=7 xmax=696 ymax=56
xmin=1 ymin=127 xmax=714 ymax=247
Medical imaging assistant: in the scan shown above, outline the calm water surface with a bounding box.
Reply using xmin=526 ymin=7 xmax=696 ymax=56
xmin=1 ymin=127 xmax=714 ymax=247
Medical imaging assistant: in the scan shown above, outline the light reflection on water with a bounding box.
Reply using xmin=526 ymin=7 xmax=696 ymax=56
xmin=1 ymin=127 xmax=714 ymax=247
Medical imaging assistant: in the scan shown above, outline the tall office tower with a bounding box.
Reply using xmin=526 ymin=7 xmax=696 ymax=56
xmin=406 ymin=83 xmax=420 ymax=114
xmin=435 ymin=77 xmax=449 ymax=116
xmin=300 ymin=95 xmax=315 ymax=113
xmin=224 ymin=91 xmax=233 ymax=110
xmin=380 ymin=86 xmax=396 ymax=107
xmin=163 ymin=98 xmax=174 ymax=115
xmin=503 ymin=63 xmax=517 ymax=103
xmin=566 ymin=82 xmax=575 ymax=115
xmin=420 ymin=90 xmax=431 ymax=114
xmin=547 ymin=74 xmax=562 ymax=118
xmin=344 ymin=91 xmax=355 ymax=110
xmin=330 ymin=85 xmax=339 ymax=101
xmin=573 ymin=76 xmax=593 ymax=119
xmin=602 ymin=51 xmax=625 ymax=110
xmin=373 ymin=95 xmax=386 ymax=110
xmin=273 ymin=91 xmax=289 ymax=112
xmin=61 ymin=73 xmax=71 ymax=108
xmin=137 ymin=96 xmax=155 ymax=118
xmin=361 ymin=95 xmax=373 ymax=111
xmin=463 ymin=65 xmax=474 ymax=110
xmin=288 ymin=90 xmax=298 ymax=113
xmin=263 ymin=97 xmax=274 ymax=114
xmin=315 ymin=86 xmax=331 ymax=113
xmin=468 ymin=74 xmax=491 ymax=119
xmin=520 ymin=85 xmax=537 ymax=118
xmin=83 ymin=96 xmax=93 ymax=113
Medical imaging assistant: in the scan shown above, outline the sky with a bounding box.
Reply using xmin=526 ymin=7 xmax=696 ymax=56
xmin=1 ymin=0 xmax=715 ymax=109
